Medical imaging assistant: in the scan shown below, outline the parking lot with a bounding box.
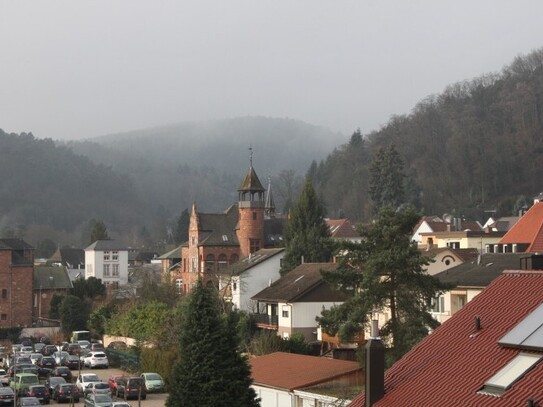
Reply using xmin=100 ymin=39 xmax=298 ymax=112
xmin=19 ymin=367 xmax=168 ymax=407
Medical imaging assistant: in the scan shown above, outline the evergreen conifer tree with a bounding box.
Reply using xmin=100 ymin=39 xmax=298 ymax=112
xmin=280 ymin=178 xmax=331 ymax=275
xmin=368 ymin=144 xmax=405 ymax=212
xmin=167 ymin=280 xmax=259 ymax=407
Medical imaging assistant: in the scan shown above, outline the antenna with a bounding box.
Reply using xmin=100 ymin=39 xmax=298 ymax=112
xmin=249 ymin=145 xmax=253 ymax=167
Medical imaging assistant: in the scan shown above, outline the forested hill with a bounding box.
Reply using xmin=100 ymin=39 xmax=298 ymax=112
xmin=313 ymin=48 xmax=543 ymax=222
xmin=0 ymin=130 xmax=147 ymax=245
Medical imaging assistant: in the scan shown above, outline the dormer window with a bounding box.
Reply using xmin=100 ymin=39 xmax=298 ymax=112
xmin=480 ymin=353 xmax=542 ymax=396
xmin=222 ymin=235 xmax=228 ymax=242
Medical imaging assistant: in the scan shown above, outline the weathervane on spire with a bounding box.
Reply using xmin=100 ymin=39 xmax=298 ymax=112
xmin=249 ymin=145 xmax=253 ymax=167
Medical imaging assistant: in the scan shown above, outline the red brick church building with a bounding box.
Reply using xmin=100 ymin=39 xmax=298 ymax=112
xmin=179 ymin=164 xmax=282 ymax=294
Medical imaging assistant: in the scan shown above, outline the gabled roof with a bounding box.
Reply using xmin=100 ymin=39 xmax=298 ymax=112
xmin=421 ymin=247 xmax=479 ymax=263
xmin=157 ymin=245 xmax=182 ymax=260
xmin=349 ymin=270 xmax=543 ymax=406
xmin=0 ymin=238 xmax=33 ymax=250
xmin=251 ymin=262 xmax=341 ymax=302
xmin=326 ymin=219 xmax=361 ymax=239
xmin=197 ymin=205 xmax=240 ymax=246
xmin=223 ymin=248 xmax=284 ymax=276
xmin=500 ymin=202 xmax=543 ymax=252
xmin=487 ymin=216 xmax=520 ymax=232
xmin=49 ymin=248 xmax=85 ymax=268
xmin=250 ymin=352 xmax=361 ymax=391
xmin=33 ymin=266 xmax=73 ymax=290
xmin=434 ymin=253 xmax=525 ymax=287
xmin=85 ymin=240 xmax=127 ymax=251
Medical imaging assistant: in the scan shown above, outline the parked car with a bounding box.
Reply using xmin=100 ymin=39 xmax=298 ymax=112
xmin=61 ymin=355 xmax=80 ymax=370
xmin=140 ymin=372 xmax=165 ymax=393
xmin=83 ymin=393 xmax=113 ymax=407
xmin=115 ymin=377 xmax=146 ymax=400
xmin=19 ymin=347 xmax=33 ymax=356
xmin=111 ymin=403 xmax=131 ymax=407
xmin=16 ymin=397 xmax=40 ymax=406
xmin=40 ymin=346 xmax=57 ymax=357
xmin=52 ymin=383 xmax=80 ymax=403
xmin=90 ymin=343 xmax=104 ymax=352
xmin=0 ymin=369 xmax=9 ymax=386
xmin=32 ymin=344 xmax=45 ymax=354
xmin=83 ymin=382 xmax=110 ymax=397
xmin=107 ymin=375 xmax=124 ymax=395
xmin=49 ymin=367 xmax=72 ymax=383
xmin=39 ymin=357 xmax=55 ymax=370
xmin=66 ymin=344 xmax=81 ymax=356
xmin=44 ymin=377 xmax=66 ymax=395
xmin=29 ymin=354 xmax=42 ymax=366
xmin=106 ymin=342 xmax=127 ymax=351
xmin=20 ymin=385 xmax=50 ymax=404
xmin=53 ymin=352 xmax=69 ymax=367
xmin=83 ymin=353 xmax=108 ymax=369
xmin=0 ymin=387 xmax=14 ymax=406
xmin=75 ymin=374 xmax=101 ymax=393
xmin=10 ymin=373 xmax=39 ymax=393
xmin=77 ymin=341 xmax=91 ymax=350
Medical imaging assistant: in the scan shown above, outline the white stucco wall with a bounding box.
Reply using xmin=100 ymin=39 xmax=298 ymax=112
xmin=84 ymin=249 xmax=128 ymax=286
xmin=254 ymin=385 xmax=292 ymax=407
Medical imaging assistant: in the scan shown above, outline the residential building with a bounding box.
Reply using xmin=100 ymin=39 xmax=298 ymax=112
xmin=421 ymin=247 xmax=478 ymax=276
xmin=349 ymin=263 xmax=543 ymax=406
xmin=84 ymin=240 xmax=128 ymax=288
xmin=0 ymin=239 xmax=34 ymax=328
xmin=219 ymin=247 xmax=284 ymax=312
xmin=498 ymin=201 xmax=543 ymax=253
xmin=251 ymin=352 xmax=362 ymax=407
xmin=33 ymin=266 xmax=72 ymax=322
xmin=326 ymin=218 xmax=362 ymax=243
xmin=251 ymin=263 xmax=345 ymax=341
xmin=49 ymin=247 xmax=85 ymax=283
xmin=431 ymin=253 xmax=526 ymax=323
xmin=179 ymin=164 xmax=283 ymax=294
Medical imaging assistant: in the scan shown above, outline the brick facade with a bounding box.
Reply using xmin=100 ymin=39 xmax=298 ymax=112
xmin=0 ymin=241 xmax=34 ymax=328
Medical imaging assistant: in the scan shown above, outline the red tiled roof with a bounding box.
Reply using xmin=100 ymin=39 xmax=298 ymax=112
xmin=349 ymin=270 xmax=543 ymax=407
xmin=500 ymin=203 xmax=543 ymax=252
xmin=250 ymin=352 xmax=361 ymax=391
xmin=326 ymin=219 xmax=361 ymax=239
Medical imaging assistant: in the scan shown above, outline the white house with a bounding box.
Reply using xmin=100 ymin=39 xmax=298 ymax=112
xmin=250 ymin=352 xmax=362 ymax=407
xmin=219 ymin=248 xmax=284 ymax=312
xmin=251 ymin=263 xmax=346 ymax=342
xmin=84 ymin=240 xmax=129 ymax=288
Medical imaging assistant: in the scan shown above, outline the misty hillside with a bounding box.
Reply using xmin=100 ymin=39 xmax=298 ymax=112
xmin=0 ymin=130 xmax=147 ymax=245
xmin=314 ymin=48 xmax=543 ymax=222
xmin=64 ymin=116 xmax=345 ymax=214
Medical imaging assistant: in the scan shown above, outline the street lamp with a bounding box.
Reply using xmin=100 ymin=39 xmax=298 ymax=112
xmin=39 ymin=284 xmax=42 ymax=321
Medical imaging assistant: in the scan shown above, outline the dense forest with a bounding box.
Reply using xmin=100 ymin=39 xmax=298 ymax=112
xmin=312 ymin=48 xmax=543 ymax=222
xmin=2 ymin=49 xmax=543 ymax=248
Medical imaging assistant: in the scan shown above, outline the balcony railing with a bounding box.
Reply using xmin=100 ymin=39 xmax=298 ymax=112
xmin=253 ymin=314 xmax=278 ymax=327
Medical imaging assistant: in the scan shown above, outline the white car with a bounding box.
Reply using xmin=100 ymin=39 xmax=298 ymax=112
xmin=83 ymin=352 xmax=109 ymax=369
xmin=0 ymin=369 xmax=9 ymax=386
xmin=29 ymin=353 xmax=42 ymax=365
xmin=76 ymin=373 xmax=101 ymax=392
xmin=53 ymin=351 xmax=69 ymax=366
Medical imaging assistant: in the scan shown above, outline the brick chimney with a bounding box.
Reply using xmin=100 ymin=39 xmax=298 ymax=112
xmin=365 ymin=318 xmax=385 ymax=406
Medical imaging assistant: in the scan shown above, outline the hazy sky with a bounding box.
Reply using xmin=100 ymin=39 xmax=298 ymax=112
xmin=2 ymin=1 xmax=543 ymax=140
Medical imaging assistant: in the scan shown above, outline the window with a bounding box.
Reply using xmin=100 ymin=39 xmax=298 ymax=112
xmin=112 ymin=264 xmax=119 ymax=277
xmin=230 ymin=254 xmax=239 ymax=264
xmin=0 ymin=314 xmax=6 ymax=321
xmin=205 ymin=254 xmax=215 ymax=272
xmin=175 ymin=279 xmax=182 ymax=294
xmin=1 ymin=289 xmax=7 ymax=299
xmin=233 ymin=282 xmax=237 ymax=292
xmin=218 ymin=254 xmax=227 ymax=270
xmin=480 ymin=353 xmax=542 ymax=396
xmin=191 ymin=257 xmax=197 ymax=272
xmin=112 ymin=251 xmax=118 ymax=261
xmin=103 ymin=251 xmax=110 ymax=261
xmin=222 ymin=235 xmax=228 ymax=242
xmin=252 ymin=212 xmax=257 ymax=220
xmin=282 ymin=306 xmax=289 ymax=318
xmin=103 ymin=264 xmax=110 ymax=277
xmin=249 ymin=239 xmax=260 ymax=253
xmin=447 ymin=242 xmax=460 ymax=249
xmin=191 ymin=236 xmax=197 ymax=246
xmin=430 ymin=296 xmax=445 ymax=313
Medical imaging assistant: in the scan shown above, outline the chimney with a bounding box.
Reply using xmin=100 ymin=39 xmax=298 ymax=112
xmin=365 ymin=315 xmax=385 ymax=407
xmin=475 ymin=316 xmax=481 ymax=331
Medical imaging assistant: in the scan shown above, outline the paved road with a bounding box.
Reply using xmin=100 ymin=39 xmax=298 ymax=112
xmin=45 ymin=367 xmax=168 ymax=407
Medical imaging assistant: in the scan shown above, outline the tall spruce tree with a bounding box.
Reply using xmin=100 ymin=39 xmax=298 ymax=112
xmin=318 ymin=206 xmax=450 ymax=364
xmin=368 ymin=144 xmax=405 ymax=213
xmin=167 ymin=280 xmax=259 ymax=407
xmin=280 ymin=178 xmax=331 ymax=275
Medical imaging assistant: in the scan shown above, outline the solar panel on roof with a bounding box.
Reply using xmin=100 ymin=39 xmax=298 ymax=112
xmin=499 ymin=303 xmax=543 ymax=351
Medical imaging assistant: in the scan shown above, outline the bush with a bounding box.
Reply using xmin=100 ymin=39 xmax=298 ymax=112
xmin=140 ymin=347 xmax=177 ymax=387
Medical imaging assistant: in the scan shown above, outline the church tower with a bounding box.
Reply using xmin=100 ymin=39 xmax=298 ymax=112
xmin=237 ymin=154 xmax=266 ymax=258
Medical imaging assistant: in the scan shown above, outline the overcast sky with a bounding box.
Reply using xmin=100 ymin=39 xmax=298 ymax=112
xmin=2 ymin=1 xmax=543 ymax=140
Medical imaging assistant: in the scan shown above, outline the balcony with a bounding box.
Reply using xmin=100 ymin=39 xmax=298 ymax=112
xmin=253 ymin=313 xmax=278 ymax=329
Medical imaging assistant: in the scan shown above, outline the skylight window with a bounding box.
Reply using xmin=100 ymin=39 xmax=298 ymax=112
xmin=499 ymin=303 xmax=543 ymax=351
xmin=222 ymin=235 xmax=228 ymax=241
xmin=480 ymin=353 xmax=541 ymax=396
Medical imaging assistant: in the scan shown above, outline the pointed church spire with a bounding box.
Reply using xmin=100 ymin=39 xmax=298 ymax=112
xmin=265 ymin=176 xmax=276 ymax=219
